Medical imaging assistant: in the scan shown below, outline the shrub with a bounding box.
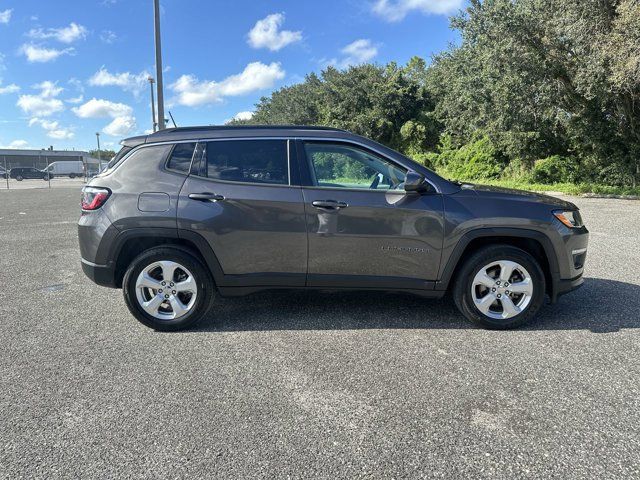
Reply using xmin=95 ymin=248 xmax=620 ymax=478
xmin=439 ymin=136 xmax=506 ymax=180
xmin=531 ymin=155 xmax=581 ymax=184
xmin=501 ymin=158 xmax=533 ymax=182
xmin=409 ymin=152 xmax=438 ymax=170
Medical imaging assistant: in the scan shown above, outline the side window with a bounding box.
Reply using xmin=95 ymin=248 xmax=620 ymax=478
xmin=166 ymin=142 xmax=196 ymax=174
xmin=201 ymin=140 xmax=289 ymax=185
xmin=304 ymin=142 xmax=407 ymax=190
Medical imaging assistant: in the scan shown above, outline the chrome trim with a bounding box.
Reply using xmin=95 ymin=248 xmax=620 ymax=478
xmin=136 ymin=135 xmax=440 ymax=193
xmin=81 ymin=258 xmax=107 ymax=268
xmin=572 ymin=248 xmax=587 ymax=255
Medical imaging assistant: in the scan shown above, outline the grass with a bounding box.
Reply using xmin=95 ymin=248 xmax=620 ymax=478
xmin=434 ymin=172 xmax=640 ymax=197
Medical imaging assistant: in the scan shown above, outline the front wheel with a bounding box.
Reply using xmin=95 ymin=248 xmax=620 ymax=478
xmin=16 ymin=175 xmax=23 ymax=181
xmin=122 ymin=247 xmax=215 ymax=331
xmin=453 ymin=245 xmax=546 ymax=329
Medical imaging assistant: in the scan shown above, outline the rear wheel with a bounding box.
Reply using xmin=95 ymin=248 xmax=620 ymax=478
xmin=16 ymin=175 xmax=23 ymax=181
xmin=122 ymin=247 xmax=215 ymax=331
xmin=453 ymin=245 xmax=546 ymax=329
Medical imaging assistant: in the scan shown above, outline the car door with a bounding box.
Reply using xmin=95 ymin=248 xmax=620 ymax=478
xmin=177 ymin=138 xmax=307 ymax=287
xmin=299 ymin=140 xmax=444 ymax=290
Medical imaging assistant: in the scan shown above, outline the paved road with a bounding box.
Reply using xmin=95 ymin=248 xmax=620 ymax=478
xmin=1 ymin=188 xmax=639 ymax=479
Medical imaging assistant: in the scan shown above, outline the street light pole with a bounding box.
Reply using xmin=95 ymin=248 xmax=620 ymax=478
xmin=153 ymin=0 xmax=166 ymax=130
xmin=148 ymin=76 xmax=157 ymax=132
xmin=95 ymin=132 xmax=101 ymax=182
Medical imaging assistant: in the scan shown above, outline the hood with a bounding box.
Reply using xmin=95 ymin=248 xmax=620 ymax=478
xmin=461 ymin=183 xmax=578 ymax=210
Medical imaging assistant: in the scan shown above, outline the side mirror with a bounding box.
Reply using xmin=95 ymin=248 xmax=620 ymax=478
xmin=404 ymin=170 xmax=430 ymax=193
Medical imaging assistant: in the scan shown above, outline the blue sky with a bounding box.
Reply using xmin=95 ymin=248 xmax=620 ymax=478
xmin=0 ymin=0 xmax=462 ymax=151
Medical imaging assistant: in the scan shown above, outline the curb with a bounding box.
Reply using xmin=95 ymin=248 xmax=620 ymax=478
xmin=581 ymin=193 xmax=640 ymax=200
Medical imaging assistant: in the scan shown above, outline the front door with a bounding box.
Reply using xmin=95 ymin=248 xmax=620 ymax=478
xmin=300 ymin=140 xmax=444 ymax=289
xmin=178 ymin=139 xmax=307 ymax=287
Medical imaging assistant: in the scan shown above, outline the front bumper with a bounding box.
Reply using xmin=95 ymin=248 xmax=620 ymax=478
xmin=554 ymin=273 xmax=584 ymax=300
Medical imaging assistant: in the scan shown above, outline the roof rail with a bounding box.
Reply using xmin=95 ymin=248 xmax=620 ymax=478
xmin=149 ymin=125 xmax=348 ymax=135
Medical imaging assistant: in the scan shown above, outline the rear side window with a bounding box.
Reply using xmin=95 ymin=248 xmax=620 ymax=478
xmin=201 ymin=140 xmax=289 ymax=185
xmin=166 ymin=143 xmax=196 ymax=174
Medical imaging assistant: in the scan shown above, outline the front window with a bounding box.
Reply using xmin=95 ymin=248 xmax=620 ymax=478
xmin=304 ymin=142 xmax=406 ymax=190
xmin=200 ymin=140 xmax=289 ymax=185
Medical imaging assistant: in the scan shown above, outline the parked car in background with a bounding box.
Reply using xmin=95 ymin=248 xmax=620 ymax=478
xmin=44 ymin=161 xmax=85 ymax=178
xmin=0 ymin=166 xmax=7 ymax=179
xmin=79 ymin=126 xmax=588 ymax=331
xmin=9 ymin=167 xmax=53 ymax=181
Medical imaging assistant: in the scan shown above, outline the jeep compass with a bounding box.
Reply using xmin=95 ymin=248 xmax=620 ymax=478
xmin=78 ymin=126 xmax=588 ymax=331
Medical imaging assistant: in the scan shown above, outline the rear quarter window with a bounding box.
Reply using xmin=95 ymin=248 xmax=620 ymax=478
xmin=166 ymin=143 xmax=196 ymax=174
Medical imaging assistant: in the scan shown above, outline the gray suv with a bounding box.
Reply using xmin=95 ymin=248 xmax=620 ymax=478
xmin=78 ymin=126 xmax=588 ymax=331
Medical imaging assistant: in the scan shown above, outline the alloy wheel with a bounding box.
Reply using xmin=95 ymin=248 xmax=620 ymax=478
xmin=135 ymin=260 xmax=198 ymax=320
xmin=471 ymin=260 xmax=533 ymax=320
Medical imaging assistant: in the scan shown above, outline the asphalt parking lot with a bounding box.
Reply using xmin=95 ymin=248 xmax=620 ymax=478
xmin=1 ymin=187 xmax=639 ymax=478
xmin=0 ymin=177 xmax=86 ymax=190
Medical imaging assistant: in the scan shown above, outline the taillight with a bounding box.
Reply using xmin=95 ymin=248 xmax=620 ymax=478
xmin=81 ymin=187 xmax=111 ymax=210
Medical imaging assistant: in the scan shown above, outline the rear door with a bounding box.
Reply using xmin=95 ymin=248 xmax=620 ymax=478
xmin=177 ymin=138 xmax=307 ymax=287
xmin=299 ymin=140 xmax=444 ymax=289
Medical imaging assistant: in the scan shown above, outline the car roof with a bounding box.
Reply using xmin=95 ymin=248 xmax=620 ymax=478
xmin=122 ymin=125 xmax=353 ymax=147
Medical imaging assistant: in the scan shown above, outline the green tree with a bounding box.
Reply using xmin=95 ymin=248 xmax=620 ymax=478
xmin=89 ymin=149 xmax=116 ymax=161
xmin=238 ymin=59 xmax=442 ymax=154
xmin=428 ymin=0 xmax=640 ymax=186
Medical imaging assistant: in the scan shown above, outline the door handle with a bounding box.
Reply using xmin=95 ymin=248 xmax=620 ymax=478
xmin=312 ymin=200 xmax=348 ymax=209
xmin=189 ymin=192 xmax=225 ymax=202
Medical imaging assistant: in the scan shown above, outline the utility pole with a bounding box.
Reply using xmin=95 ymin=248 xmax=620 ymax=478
xmin=153 ymin=0 xmax=166 ymax=130
xmin=148 ymin=76 xmax=157 ymax=132
xmin=95 ymin=132 xmax=101 ymax=182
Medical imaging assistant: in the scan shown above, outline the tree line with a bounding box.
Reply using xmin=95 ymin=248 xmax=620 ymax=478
xmin=233 ymin=0 xmax=640 ymax=188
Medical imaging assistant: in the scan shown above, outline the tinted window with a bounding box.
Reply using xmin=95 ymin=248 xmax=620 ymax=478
xmin=108 ymin=144 xmax=172 ymax=176
xmin=166 ymin=143 xmax=196 ymax=174
xmin=304 ymin=142 xmax=406 ymax=190
xmin=203 ymin=140 xmax=288 ymax=185
xmin=106 ymin=146 xmax=132 ymax=170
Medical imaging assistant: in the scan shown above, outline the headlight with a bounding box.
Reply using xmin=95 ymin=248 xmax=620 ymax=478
xmin=553 ymin=210 xmax=583 ymax=228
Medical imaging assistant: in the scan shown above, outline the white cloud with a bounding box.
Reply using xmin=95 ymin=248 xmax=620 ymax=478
xmin=100 ymin=30 xmax=117 ymax=44
xmin=103 ymin=115 xmax=136 ymax=136
xmin=171 ymin=62 xmax=285 ymax=107
xmin=16 ymin=81 xmax=64 ymax=117
xmin=0 ymin=9 xmax=12 ymax=24
xmin=0 ymin=139 xmax=29 ymax=149
xmin=72 ymin=98 xmax=136 ymax=137
xmin=326 ymin=39 xmax=379 ymax=69
xmin=33 ymin=80 xmax=63 ymax=98
xmin=0 ymin=83 xmax=19 ymax=94
xmin=372 ymin=0 xmax=463 ymax=22
xmin=20 ymin=44 xmax=74 ymax=63
xmin=29 ymin=118 xmax=74 ymax=140
xmin=247 ymin=13 xmax=302 ymax=51
xmin=233 ymin=111 xmax=255 ymax=121
xmin=72 ymin=98 xmax=133 ymax=119
xmin=28 ymin=22 xmax=87 ymax=43
xmin=89 ymin=67 xmax=150 ymax=95
xmin=66 ymin=94 xmax=84 ymax=104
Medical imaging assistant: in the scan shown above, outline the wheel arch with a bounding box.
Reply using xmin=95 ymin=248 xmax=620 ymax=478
xmin=109 ymin=228 xmax=224 ymax=288
xmin=437 ymin=228 xmax=560 ymax=299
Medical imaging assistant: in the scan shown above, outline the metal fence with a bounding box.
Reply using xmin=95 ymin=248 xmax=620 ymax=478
xmin=1 ymin=155 xmax=92 ymax=190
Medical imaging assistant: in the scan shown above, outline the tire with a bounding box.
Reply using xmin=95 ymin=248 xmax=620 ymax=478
xmin=453 ymin=245 xmax=546 ymax=329
xmin=16 ymin=175 xmax=23 ymax=181
xmin=69 ymin=173 xmax=75 ymax=178
xmin=122 ymin=247 xmax=216 ymax=331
